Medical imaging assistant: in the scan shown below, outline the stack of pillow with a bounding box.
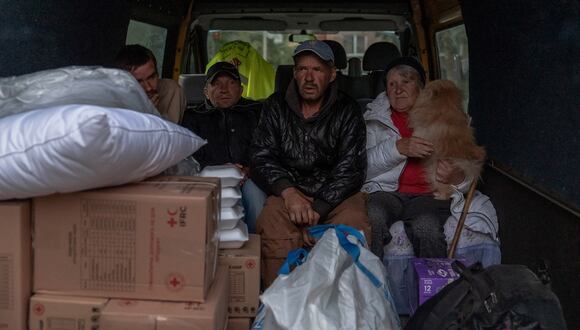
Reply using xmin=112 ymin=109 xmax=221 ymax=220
xmin=200 ymin=165 xmax=249 ymax=249
xmin=0 ymin=66 xmax=206 ymax=201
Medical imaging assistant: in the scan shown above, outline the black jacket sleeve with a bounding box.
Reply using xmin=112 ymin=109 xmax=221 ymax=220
xmin=250 ymin=95 xmax=295 ymax=196
xmin=312 ymin=101 xmax=367 ymax=218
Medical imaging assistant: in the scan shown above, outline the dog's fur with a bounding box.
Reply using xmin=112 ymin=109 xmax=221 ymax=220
xmin=409 ymin=80 xmax=485 ymax=200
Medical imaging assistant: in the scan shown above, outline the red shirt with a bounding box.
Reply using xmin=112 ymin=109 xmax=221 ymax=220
xmin=390 ymin=109 xmax=431 ymax=194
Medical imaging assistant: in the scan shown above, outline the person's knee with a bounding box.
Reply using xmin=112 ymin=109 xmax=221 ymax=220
xmin=407 ymin=213 xmax=444 ymax=238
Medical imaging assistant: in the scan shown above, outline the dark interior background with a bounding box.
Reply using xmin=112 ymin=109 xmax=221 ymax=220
xmin=462 ymin=0 xmax=580 ymax=327
xmin=462 ymin=0 xmax=579 ymax=210
xmin=0 ymin=1 xmax=131 ymax=77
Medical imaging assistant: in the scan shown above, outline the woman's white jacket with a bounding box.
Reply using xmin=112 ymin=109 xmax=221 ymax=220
xmin=362 ymin=92 xmax=497 ymax=240
xmin=361 ymin=92 xmax=470 ymax=195
xmin=361 ymin=92 xmax=406 ymax=194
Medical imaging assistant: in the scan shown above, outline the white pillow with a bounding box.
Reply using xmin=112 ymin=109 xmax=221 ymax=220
xmin=0 ymin=66 xmax=159 ymax=120
xmin=0 ymin=104 xmax=206 ymax=200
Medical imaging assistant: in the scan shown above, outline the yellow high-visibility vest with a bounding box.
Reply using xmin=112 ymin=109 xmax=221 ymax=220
xmin=206 ymin=40 xmax=275 ymax=101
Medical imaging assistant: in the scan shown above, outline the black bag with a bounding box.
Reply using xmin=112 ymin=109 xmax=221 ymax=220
xmin=405 ymin=261 xmax=567 ymax=330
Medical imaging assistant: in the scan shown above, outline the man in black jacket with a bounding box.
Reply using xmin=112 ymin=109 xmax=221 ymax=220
xmin=181 ymin=62 xmax=265 ymax=232
xmin=251 ymin=41 xmax=371 ymax=286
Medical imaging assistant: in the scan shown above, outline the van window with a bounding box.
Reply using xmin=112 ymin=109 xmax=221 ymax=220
xmin=207 ymin=31 xmax=400 ymax=69
xmin=126 ymin=20 xmax=167 ymax=75
xmin=436 ymin=24 xmax=469 ymax=110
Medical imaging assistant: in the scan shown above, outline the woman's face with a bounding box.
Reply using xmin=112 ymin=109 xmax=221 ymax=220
xmin=386 ymin=70 xmax=420 ymax=113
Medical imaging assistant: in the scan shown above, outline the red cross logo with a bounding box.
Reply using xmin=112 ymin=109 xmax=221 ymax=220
xmin=166 ymin=273 xmax=185 ymax=291
xmin=170 ymin=277 xmax=181 ymax=287
xmin=245 ymin=259 xmax=256 ymax=269
xmin=33 ymin=303 xmax=45 ymax=316
xmin=167 ymin=218 xmax=177 ymax=227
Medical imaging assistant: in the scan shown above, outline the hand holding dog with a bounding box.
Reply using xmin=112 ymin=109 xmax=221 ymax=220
xmin=396 ymin=136 xmax=434 ymax=158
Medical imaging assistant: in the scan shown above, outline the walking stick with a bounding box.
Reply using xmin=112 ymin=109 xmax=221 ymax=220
xmin=447 ymin=178 xmax=478 ymax=258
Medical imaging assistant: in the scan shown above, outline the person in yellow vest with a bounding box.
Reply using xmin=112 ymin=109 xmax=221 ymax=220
xmin=206 ymin=40 xmax=275 ymax=101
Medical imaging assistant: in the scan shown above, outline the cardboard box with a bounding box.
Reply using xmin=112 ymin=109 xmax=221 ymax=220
xmin=0 ymin=200 xmax=31 ymax=330
xmin=33 ymin=178 xmax=220 ymax=302
xmin=227 ymin=317 xmax=251 ymax=330
xmin=100 ymin=266 xmax=229 ymax=330
xmin=410 ymin=258 xmax=470 ymax=313
xmin=29 ymin=294 xmax=108 ymax=330
xmin=218 ymin=234 xmax=260 ymax=317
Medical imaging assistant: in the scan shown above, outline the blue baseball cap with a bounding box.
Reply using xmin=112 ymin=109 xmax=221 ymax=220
xmin=293 ymin=40 xmax=335 ymax=63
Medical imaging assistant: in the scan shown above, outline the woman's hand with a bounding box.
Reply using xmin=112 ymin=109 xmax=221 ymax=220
xmin=396 ymin=137 xmax=434 ymax=158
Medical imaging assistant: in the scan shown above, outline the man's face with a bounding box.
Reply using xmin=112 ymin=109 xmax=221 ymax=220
xmin=204 ymin=73 xmax=243 ymax=109
xmin=131 ymin=59 xmax=159 ymax=105
xmin=293 ymin=53 xmax=336 ymax=103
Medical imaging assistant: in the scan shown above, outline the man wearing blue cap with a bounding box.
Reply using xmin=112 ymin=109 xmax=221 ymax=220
xmin=250 ymin=40 xmax=370 ymax=287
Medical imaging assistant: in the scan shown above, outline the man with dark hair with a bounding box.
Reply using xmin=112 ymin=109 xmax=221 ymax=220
xmin=115 ymin=44 xmax=185 ymax=123
xmin=181 ymin=61 xmax=266 ymax=232
xmin=251 ymin=40 xmax=370 ymax=287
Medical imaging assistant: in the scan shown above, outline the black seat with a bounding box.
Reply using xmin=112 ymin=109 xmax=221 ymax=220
xmin=362 ymin=42 xmax=401 ymax=98
xmin=323 ymin=40 xmax=348 ymax=93
xmin=322 ymin=40 xmax=347 ymax=71
xmin=274 ymin=64 xmax=294 ymax=94
xmin=348 ymin=57 xmax=363 ymax=77
xmin=179 ymin=73 xmax=207 ymax=108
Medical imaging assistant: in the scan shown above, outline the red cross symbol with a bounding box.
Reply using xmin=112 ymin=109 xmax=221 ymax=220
xmin=33 ymin=303 xmax=45 ymax=316
xmin=166 ymin=273 xmax=185 ymax=291
xmin=170 ymin=276 xmax=181 ymax=287
xmin=167 ymin=218 xmax=177 ymax=227
xmin=245 ymin=259 xmax=256 ymax=269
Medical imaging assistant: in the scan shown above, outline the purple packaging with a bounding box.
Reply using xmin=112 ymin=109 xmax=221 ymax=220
xmin=409 ymin=258 xmax=471 ymax=314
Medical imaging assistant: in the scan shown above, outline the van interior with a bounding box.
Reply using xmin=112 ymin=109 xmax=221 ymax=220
xmin=2 ymin=0 xmax=579 ymax=327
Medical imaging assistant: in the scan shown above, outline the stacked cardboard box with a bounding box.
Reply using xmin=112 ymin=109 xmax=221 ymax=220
xmin=29 ymin=294 xmax=108 ymax=330
xmin=0 ymin=201 xmax=31 ymax=330
xmin=33 ymin=178 xmax=220 ymax=302
xmin=227 ymin=317 xmax=252 ymax=330
xmin=100 ymin=266 xmax=229 ymax=330
xmin=29 ymin=176 xmax=232 ymax=328
xmin=219 ymin=234 xmax=261 ymax=317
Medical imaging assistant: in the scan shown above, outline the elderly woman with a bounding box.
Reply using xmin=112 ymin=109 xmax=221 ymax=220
xmin=362 ymin=57 xmax=469 ymax=260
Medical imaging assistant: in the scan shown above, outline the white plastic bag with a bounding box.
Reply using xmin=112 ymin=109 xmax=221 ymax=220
xmin=253 ymin=224 xmax=401 ymax=330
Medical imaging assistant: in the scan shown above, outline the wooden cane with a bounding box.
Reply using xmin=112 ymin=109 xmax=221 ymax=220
xmin=447 ymin=178 xmax=478 ymax=258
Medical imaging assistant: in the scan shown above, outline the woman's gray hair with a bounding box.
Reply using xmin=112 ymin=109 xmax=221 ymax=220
xmin=386 ymin=64 xmax=425 ymax=89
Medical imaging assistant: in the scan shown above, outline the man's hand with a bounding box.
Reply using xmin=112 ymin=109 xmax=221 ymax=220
xmin=436 ymin=159 xmax=465 ymax=185
xmin=148 ymin=92 xmax=160 ymax=107
xmin=233 ymin=163 xmax=250 ymax=185
xmin=281 ymin=187 xmax=320 ymax=226
xmin=396 ymin=137 xmax=434 ymax=158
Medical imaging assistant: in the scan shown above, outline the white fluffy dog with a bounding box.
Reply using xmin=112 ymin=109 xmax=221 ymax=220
xmin=409 ymin=80 xmax=485 ymax=199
